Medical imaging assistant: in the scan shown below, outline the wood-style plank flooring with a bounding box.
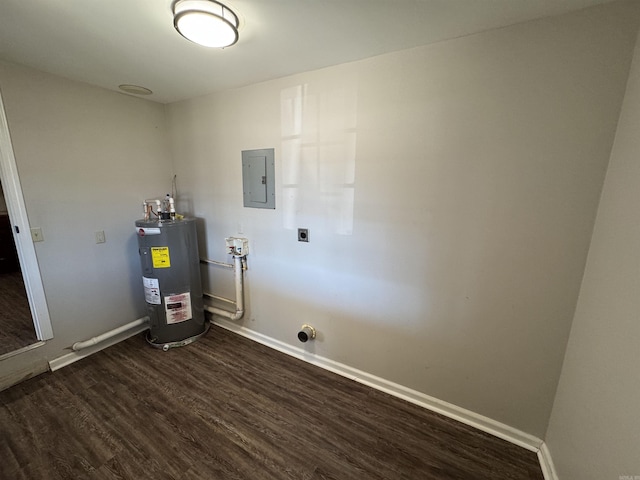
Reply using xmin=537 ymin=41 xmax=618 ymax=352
xmin=0 ymin=325 xmax=544 ymax=479
xmin=0 ymin=271 xmax=37 ymax=356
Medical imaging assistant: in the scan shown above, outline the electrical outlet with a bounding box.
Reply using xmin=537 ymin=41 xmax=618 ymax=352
xmin=30 ymin=227 xmax=44 ymax=242
xmin=298 ymin=228 xmax=309 ymax=242
xmin=95 ymin=230 xmax=106 ymax=244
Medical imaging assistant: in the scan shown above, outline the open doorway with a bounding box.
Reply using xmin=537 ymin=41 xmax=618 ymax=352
xmin=0 ymin=89 xmax=53 ymax=359
xmin=0 ymin=182 xmax=37 ymax=356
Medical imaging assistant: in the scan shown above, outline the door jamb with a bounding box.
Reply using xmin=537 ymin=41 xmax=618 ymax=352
xmin=0 ymin=88 xmax=53 ymax=341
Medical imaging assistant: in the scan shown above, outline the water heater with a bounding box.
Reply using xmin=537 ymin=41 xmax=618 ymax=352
xmin=135 ymin=203 xmax=207 ymax=349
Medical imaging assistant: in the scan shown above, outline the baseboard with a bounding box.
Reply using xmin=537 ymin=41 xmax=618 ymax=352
xmin=212 ymin=319 xmax=544 ymax=453
xmin=538 ymin=442 xmax=560 ymax=480
xmin=48 ymin=323 xmax=148 ymax=372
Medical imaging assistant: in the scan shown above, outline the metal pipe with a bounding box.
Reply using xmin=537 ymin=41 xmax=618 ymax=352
xmin=200 ymin=258 xmax=234 ymax=269
xmin=200 ymin=257 xmax=247 ymax=271
xmin=203 ymin=292 xmax=235 ymax=305
xmin=203 ymin=255 xmax=244 ymax=321
xmin=72 ymin=316 xmax=149 ymax=351
xmin=143 ymin=199 xmax=162 ymax=221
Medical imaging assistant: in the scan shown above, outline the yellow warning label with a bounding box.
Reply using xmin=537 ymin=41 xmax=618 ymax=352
xmin=151 ymin=247 xmax=171 ymax=268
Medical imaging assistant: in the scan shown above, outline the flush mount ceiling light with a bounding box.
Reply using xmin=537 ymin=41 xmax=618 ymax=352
xmin=173 ymin=0 xmax=239 ymax=48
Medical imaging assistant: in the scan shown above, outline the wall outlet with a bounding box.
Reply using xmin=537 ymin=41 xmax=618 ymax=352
xmin=95 ymin=230 xmax=106 ymax=244
xmin=298 ymin=228 xmax=309 ymax=242
xmin=30 ymin=227 xmax=44 ymax=242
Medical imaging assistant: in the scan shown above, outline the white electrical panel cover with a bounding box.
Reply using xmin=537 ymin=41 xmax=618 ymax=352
xmin=242 ymin=148 xmax=275 ymax=209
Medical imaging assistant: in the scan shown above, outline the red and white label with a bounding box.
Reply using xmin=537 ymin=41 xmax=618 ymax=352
xmin=164 ymin=292 xmax=192 ymax=324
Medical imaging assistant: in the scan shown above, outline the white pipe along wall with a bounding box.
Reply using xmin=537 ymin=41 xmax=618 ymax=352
xmin=72 ymin=316 xmax=150 ymax=351
xmin=203 ymin=255 xmax=245 ymax=321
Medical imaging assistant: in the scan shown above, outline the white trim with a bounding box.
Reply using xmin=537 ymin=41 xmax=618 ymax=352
xmin=48 ymin=322 xmax=148 ymax=371
xmin=538 ymin=442 xmax=559 ymax=480
xmin=0 ymin=88 xmax=53 ymax=340
xmin=212 ymin=319 xmax=544 ymax=452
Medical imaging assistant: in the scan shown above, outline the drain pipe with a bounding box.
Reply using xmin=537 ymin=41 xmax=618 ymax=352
xmin=203 ymin=255 xmax=244 ymax=321
xmin=72 ymin=316 xmax=150 ymax=351
xmin=298 ymin=324 xmax=316 ymax=342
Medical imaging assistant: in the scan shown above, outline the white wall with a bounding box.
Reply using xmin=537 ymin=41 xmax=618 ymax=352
xmin=545 ymin=28 xmax=640 ymax=479
xmin=166 ymin=1 xmax=640 ymax=437
xmin=0 ymin=60 xmax=173 ymax=379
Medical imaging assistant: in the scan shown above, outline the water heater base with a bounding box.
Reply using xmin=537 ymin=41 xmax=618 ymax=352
xmin=146 ymin=322 xmax=210 ymax=352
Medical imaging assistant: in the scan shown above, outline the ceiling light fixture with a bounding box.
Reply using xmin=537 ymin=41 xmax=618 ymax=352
xmin=173 ymin=0 xmax=239 ymax=48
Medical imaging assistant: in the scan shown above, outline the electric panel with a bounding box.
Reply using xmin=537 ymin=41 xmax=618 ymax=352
xmin=242 ymin=148 xmax=275 ymax=209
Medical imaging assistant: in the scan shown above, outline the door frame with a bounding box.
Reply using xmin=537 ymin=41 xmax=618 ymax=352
xmin=0 ymin=88 xmax=53 ymax=341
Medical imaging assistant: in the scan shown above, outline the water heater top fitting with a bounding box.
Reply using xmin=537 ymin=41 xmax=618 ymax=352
xmin=143 ymin=194 xmax=177 ymax=222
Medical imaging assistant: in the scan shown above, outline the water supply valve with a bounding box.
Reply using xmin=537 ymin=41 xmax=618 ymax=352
xmin=226 ymin=237 xmax=249 ymax=257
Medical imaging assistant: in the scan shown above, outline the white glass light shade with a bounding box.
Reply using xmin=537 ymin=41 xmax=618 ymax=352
xmin=173 ymin=0 xmax=239 ymax=48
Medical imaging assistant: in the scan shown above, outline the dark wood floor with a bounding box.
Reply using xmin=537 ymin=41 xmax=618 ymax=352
xmin=0 ymin=325 xmax=544 ymax=479
xmin=0 ymin=270 xmax=37 ymax=356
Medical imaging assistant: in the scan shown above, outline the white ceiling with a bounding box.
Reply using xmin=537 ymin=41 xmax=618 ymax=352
xmin=0 ymin=0 xmax=615 ymax=104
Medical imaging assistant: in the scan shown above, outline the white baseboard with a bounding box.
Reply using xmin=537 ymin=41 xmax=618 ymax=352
xmin=538 ymin=442 xmax=560 ymax=480
xmin=212 ymin=319 xmax=544 ymax=453
xmin=48 ymin=323 xmax=148 ymax=372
